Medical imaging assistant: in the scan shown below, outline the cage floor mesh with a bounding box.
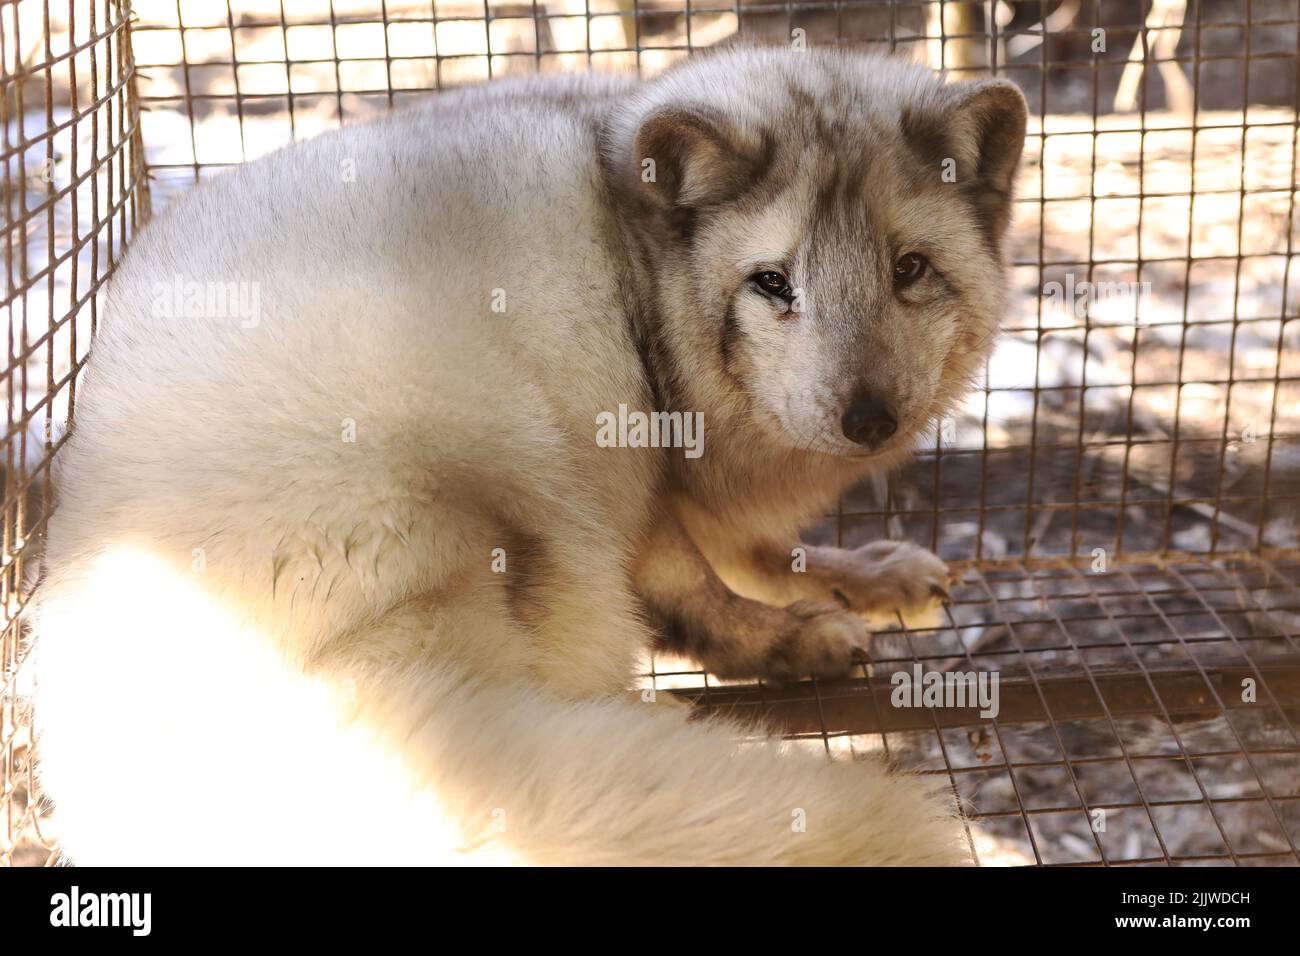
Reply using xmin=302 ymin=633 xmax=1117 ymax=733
xmin=643 ymin=555 xmax=1300 ymax=866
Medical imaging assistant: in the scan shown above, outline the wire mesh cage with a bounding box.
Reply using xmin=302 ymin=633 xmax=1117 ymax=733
xmin=2 ymin=0 xmax=1298 ymax=866
xmin=2 ymin=0 xmax=145 ymax=866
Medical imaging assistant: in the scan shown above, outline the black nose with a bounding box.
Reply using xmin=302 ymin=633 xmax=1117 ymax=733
xmin=841 ymin=392 xmax=898 ymax=449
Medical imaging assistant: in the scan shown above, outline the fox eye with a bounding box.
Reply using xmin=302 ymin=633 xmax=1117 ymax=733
xmin=751 ymin=270 xmax=791 ymax=298
xmin=893 ymin=253 xmax=928 ymax=287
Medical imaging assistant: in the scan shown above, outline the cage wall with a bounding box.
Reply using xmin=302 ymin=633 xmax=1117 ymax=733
xmin=2 ymin=0 xmax=1299 ymax=866
xmin=2 ymin=0 xmax=145 ymax=866
xmin=123 ymin=0 xmax=1300 ymax=566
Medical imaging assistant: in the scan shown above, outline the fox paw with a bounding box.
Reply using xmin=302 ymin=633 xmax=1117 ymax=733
xmin=760 ymin=600 xmax=869 ymax=680
xmin=827 ymin=540 xmax=951 ymax=614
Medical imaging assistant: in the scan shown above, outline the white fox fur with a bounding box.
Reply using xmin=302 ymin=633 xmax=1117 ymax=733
xmin=32 ymin=46 xmax=1025 ymax=865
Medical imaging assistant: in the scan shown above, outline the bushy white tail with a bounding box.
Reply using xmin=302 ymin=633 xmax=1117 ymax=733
xmin=35 ymin=548 xmax=970 ymax=865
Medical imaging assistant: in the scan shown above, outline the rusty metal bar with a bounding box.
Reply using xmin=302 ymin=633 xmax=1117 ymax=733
xmin=675 ymin=664 xmax=1300 ymax=737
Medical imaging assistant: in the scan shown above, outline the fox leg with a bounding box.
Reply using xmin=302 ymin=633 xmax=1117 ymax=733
xmin=735 ymin=539 xmax=955 ymax=616
xmin=634 ymin=516 xmax=869 ymax=680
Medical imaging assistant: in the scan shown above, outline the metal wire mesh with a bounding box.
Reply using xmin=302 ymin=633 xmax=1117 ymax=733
xmin=1 ymin=0 xmax=145 ymax=866
xmin=2 ymin=0 xmax=1298 ymax=865
xmin=649 ymin=555 xmax=1300 ymax=865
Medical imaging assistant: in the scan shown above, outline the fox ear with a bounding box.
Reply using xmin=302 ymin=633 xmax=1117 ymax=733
xmin=943 ymin=79 xmax=1028 ymax=245
xmin=633 ymin=108 xmax=751 ymax=208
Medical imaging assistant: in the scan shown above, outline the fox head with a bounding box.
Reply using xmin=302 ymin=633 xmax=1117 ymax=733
xmin=606 ymin=47 xmax=1027 ymax=465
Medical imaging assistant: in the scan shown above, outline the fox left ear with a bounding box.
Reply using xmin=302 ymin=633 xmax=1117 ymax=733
xmin=941 ymin=79 xmax=1028 ymax=247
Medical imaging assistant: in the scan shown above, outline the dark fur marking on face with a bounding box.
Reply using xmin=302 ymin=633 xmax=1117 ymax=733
xmin=786 ymin=81 xmax=840 ymax=151
xmin=809 ymin=154 xmax=876 ymax=257
xmin=841 ymin=160 xmax=867 ymax=208
xmin=628 ymin=303 xmax=666 ymax=413
xmin=668 ymin=205 xmax=698 ymax=242
xmin=608 ymin=225 xmax=668 ymax=414
xmin=616 ymin=225 xmax=685 ymax=415
xmin=650 ymin=323 xmax=693 ymax=418
xmin=720 ymin=292 xmax=742 ymax=372
xmin=812 ymin=167 xmax=855 ymax=234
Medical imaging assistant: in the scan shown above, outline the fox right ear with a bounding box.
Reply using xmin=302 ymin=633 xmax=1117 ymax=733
xmin=940 ymin=79 xmax=1028 ymax=247
xmin=633 ymin=109 xmax=751 ymax=208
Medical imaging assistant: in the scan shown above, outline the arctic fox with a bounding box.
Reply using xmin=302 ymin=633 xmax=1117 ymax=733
xmin=32 ymin=46 xmax=1026 ymax=865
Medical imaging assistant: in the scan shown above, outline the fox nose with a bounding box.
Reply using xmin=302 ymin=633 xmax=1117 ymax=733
xmin=841 ymin=392 xmax=898 ymax=449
